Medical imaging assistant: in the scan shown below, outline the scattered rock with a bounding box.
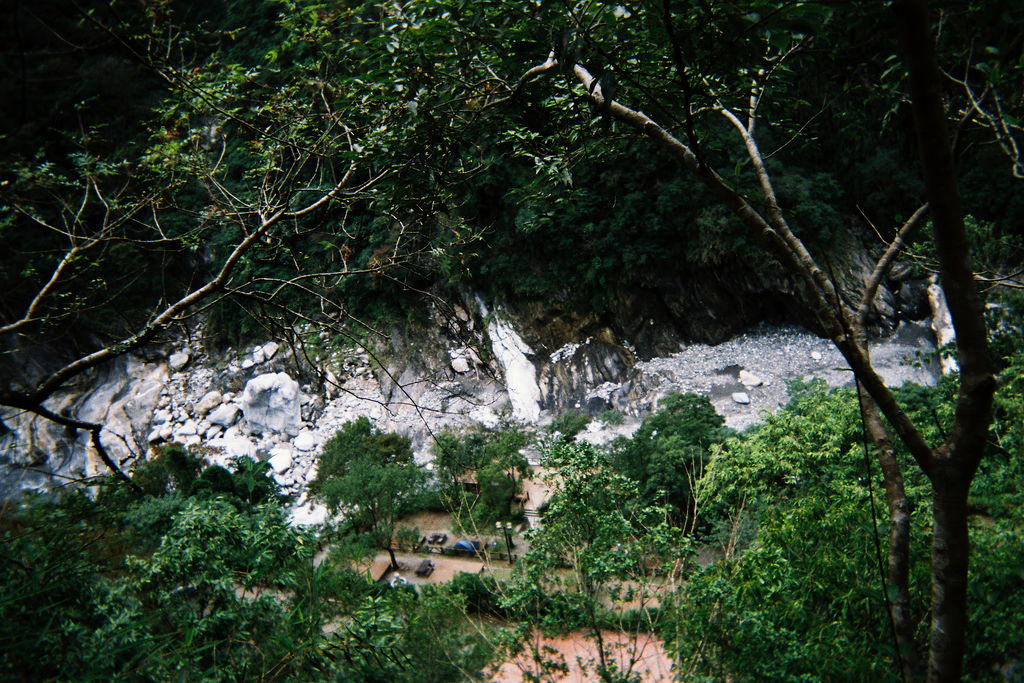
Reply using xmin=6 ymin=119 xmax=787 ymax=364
xmin=289 ymin=502 xmax=329 ymax=526
xmin=220 ymin=435 xmax=257 ymax=460
xmin=260 ymin=341 xmax=280 ymax=361
xmin=731 ymin=392 xmax=751 ymax=405
xmin=451 ymin=355 xmax=471 ymax=374
xmin=293 ymin=430 xmax=317 ymax=452
xmin=241 ymin=358 xmax=255 ymax=370
xmin=738 ymin=370 xmax=763 ymax=387
xmin=169 ymin=352 xmax=190 ymax=371
xmin=268 ymin=450 xmax=293 ymax=474
xmin=177 ymin=420 xmax=198 ymax=437
xmin=208 ymin=403 xmax=241 ymax=428
xmin=325 ymin=369 xmax=340 ymax=399
xmin=195 ymin=390 xmax=222 ymax=416
xmin=811 ymin=351 xmax=823 ymax=361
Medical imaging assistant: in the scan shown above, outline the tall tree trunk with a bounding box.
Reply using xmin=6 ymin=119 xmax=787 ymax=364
xmin=927 ymin=471 xmax=971 ymax=682
xmin=892 ymin=1 xmax=997 ymax=680
xmin=859 ymin=388 xmax=920 ymax=680
xmin=857 ymin=242 xmax=925 ymax=680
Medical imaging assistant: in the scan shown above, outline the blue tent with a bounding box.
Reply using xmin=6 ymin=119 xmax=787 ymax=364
xmin=454 ymin=539 xmax=481 ymax=555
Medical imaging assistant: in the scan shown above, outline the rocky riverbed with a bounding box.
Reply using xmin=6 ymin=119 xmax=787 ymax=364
xmin=0 ymin=308 xmax=942 ymax=520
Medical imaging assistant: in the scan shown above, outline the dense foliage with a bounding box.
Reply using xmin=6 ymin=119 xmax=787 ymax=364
xmin=3 ymin=0 xmax=1024 ymax=680
xmin=433 ymin=426 xmax=530 ymax=531
xmin=0 ymin=446 xmax=493 ymax=681
xmin=6 ymin=1 xmax=1020 ymax=348
xmin=610 ymin=393 xmax=732 ymax=530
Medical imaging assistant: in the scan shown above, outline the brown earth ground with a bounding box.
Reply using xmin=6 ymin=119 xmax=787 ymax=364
xmin=488 ymin=630 xmax=675 ymax=682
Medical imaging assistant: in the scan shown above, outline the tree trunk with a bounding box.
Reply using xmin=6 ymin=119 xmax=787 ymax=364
xmin=892 ymin=1 xmax=997 ymax=679
xmin=386 ymin=545 xmax=399 ymax=569
xmin=927 ymin=471 xmax=971 ymax=682
xmin=860 ymin=388 xmax=921 ymax=681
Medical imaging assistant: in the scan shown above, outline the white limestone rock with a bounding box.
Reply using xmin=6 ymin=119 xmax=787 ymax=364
xmin=222 ymin=435 xmax=257 ymax=459
xmin=289 ymin=502 xmax=329 ymax=526
xmin=325 ymin=369 xmax=340 ymax=399
xmin=293 ymin=430 xmax=317 ymax=452
xmin=240 ymin=372 xmax=302 ymax=436
xmin=268 ymin=450 xmax=293 ymax=474
xmin=260 ymin=341 xmax=280 ymax=361
xmin=195 ymin=390 xmax=223 ymax=416
xmin=928 ymin=275 xmax=959 ymax=375
xmin=469 ymin=406 xmax=501 ymax=429
xmin=450 ymin=352 xmax=471 ymax=374
xmin=738 ymin=370 xmax=763 ymax=387
xmin=169 ymin=352 xmax=190 ymax=371
xmin=731 ymin=392 xmax=751 ymax=405
xmin=481 ymin=303 xmax=541 ymax=423
xmin=208 ymin=403 xmax=241 ymax=428
xmin=176 ymin=420 xmax=198 ymax=437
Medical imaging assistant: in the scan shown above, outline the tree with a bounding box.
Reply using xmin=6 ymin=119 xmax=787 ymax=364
xmin=501 ymin=441 xmax=686 ymax=682
xmin=0 ymin=1 xmax=474 ymax=487
xmin=507 ymin=1 xmax=1013 ymax=679
xmin=312 ymin=419 xmax=427 ymax=568
xmin=432 ymin=428 xmax=530 ymax=531
xmin=610 ymin=392 xmax=731 ymax=531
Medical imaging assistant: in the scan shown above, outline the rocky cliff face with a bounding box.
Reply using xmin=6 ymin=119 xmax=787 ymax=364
xmin=0 ymin=249 xmax=940 ymax=514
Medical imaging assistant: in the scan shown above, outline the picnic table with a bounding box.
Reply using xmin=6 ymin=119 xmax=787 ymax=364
xmin=414 ymin=559 xmax=435 ymax=577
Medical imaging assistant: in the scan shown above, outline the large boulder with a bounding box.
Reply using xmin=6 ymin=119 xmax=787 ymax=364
xmin=240 ymin=372 xmax=302 ymax=436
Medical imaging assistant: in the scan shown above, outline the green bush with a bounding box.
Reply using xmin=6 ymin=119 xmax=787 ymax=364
xmin=432 ymin=428 xmax=529 ymax=529
xmin=610 ymin=392 xmax=731 ymax=528
xmin=311 ymin=417 xmax=414 ymax=495
xmin=547 ymin=411 xmax=591 ymax=441
xmin=446 ymin=572 xmax=506 ymax=617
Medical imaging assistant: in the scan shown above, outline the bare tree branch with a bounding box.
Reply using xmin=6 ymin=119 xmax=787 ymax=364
xmin=858 ymin=203 xmax=930 ymax=328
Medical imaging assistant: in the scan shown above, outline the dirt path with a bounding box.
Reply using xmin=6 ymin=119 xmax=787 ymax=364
xmin=377 ymin=550 xmax=515 ymax=585
xmin=488 ymin=629 xmax=674 ymax=682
